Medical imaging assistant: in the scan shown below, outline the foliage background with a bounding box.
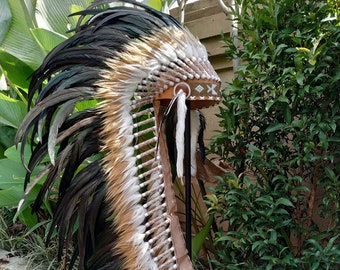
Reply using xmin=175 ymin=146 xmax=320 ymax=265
xmin=208 ymin=0 xmax=340 ymax=269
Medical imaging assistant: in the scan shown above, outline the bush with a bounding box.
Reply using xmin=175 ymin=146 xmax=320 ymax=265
xmin=208 ymin=0 xmax=340 ymax=269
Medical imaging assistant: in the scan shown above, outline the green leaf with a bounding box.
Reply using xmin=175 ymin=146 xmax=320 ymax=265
xmin=0 ymin=126 xmax=16 ymax=148
xmin=18 ymin=206 xmax=38 ymax=229
xmin=192 ymin=215 xmax=214 ymax=260
xmin=305 ymin=238 xmax=323 ymax=251
xmin=274 ymin=43 xmax=288 ymax=57
xmin=324 ymin=166 xmax=336 ymax=180
xmin=270 ymin=229 xmax=277 ymax=241
xmin=75 ymin=99 xmax=98 ymax=111
xmin=256 ymin=227 xmax=267 ymax=239
xmin=0 ymin=50 xmax=34 ymax=90
xmin=324 ymin=234 xmax=340 ymax=252
xmin=265 ymin=100 xmax=275 ymax=112
xmin=70 ymin=4 xmax=86 ymax=14
xmin=0 ymin=186 xmax=24 ymax=207
xmin=265 ymin=123 xmax=287 ymax=133
xmin=252 ymin=240 xmax=263 ymax=251
xmin=0 ymin=0 xmax=12 ymax=44
xmin=0 ymin=184 xmax=40 ymax=208
xmin=272 ymin=175 xmax=287 ymax=183
xmin=0 ymin=158 xmax=26 ymax=189
xmin=0 ymin=1 xmax=46 ymax=69
xmin=296 ymin=72 xmax=304 ymax=85
xmin=70 ymin=4 xmax=87 ymax=26
xmin=30 ymin=28 xmax=67 ymax=52
xmin=36 ymin=0 xmax=91 ymax=36
xmin=277 ymin=95 xmax=289 ymax=103
xmin=292 ymin=119 xmax=305 ymax=129
xmin=0 ymin=92 xmax=27 ymax=128
xmin=5 ymin=143 xmax=32 ymax=163
xmin=318 ymin=130 xmax=328 ymax=150
xmin=143 ymin=0 xmax=163 ymax=11
xmin=255 ymin=195 xmax=274 ymax=205
xmin=276 ymin=198 xmax=294 ymax=208
xmin=215 ymin=235 xmax=234 ymax=243
xmin=293 ymin=186 xmax=310 ymax=192
xmin=283 ymin=106 xmax=292 ymax=124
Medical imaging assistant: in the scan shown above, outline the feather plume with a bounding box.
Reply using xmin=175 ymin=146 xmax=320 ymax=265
xmin=190 ymin=110 xmax=200 ymax=176
xmin=16 ymin=1 xmax=221 ymax=269
xmin=175 ymin=90 xmax=187 ymax=181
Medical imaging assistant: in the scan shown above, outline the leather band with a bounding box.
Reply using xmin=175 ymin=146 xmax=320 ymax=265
xmin=156 ymin=79 xmax=222 ymax=109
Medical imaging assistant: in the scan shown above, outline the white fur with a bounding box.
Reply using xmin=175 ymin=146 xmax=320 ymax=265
xmin=176 ymin=90 xmax=187 ymax=180
xmin=190 ymin=110 xmax=200 ymax=176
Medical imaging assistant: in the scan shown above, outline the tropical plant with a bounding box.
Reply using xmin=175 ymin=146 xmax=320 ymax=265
xmin=0 ymin=0 xmax=96 ymax=225
xmin=209 ymin=0 xmax=340 ymax=269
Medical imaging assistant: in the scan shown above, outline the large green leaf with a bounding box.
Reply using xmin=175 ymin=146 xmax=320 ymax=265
xmin=0 ymin=187 xmax=24 ymax=207
xmin=0 ymin=92 xmax=27 ymax=128
xmin=18 ymin=206 xmax=38 ymax=229
xmin=0 ymin=126 xmax=16 ymax=148
xmin=36 ymin=0 xmax=92 ymax=36
xmin=0 ymin=0 xmax=46 ymax=69
xmin=192 ymin=215 xmax=214 ymax=260
xmin=0 ymin=0 xmax=11 ymax=44
xmin=0 ymin=185 xmax=40 ymax=208
xmin=143 ymin=0 xmax=163 ymax=11
xmin=30 ymin=28 xmax=67 ymax=53
xmin=0 ymin=50 xmax=34 ymax=90
xmin=5 ymin=144 xmax=32 ymax=164
xmin=0 ymin=158 xmax=26 ymax=189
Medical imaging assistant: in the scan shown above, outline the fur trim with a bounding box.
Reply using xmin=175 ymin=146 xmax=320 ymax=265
xmin=175 ymin=90 xmax=187 ymax=180
xmin=190 ymin=110 xmax=200 ymax=176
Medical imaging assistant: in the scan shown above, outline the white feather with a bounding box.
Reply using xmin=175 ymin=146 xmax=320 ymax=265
xmin=176 ymin=90 xmax=187 ymax=180
xmin=190 ymin=110 xmax=200 ymax=176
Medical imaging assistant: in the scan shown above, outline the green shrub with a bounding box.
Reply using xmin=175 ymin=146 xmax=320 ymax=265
xmin=209 ymin=0 xmax=340 ymax=269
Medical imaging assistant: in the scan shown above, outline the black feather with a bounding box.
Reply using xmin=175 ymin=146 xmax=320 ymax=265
xmin=16 ymin=1 xmax=184 ymax=269
xmin=198 ymin=111 xmax=207 ymax=163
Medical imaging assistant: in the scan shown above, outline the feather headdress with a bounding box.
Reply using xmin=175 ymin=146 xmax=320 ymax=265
xmin=16 ymin=1 xmax=221 ymax=269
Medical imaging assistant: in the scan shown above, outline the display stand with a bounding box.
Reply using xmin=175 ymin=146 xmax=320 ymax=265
xmin=184 ymin=100 xmax=192 ymax=259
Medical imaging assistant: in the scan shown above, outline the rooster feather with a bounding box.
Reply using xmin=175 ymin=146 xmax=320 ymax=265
xmin=16 ymin=1 xmax=221 ymax=269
